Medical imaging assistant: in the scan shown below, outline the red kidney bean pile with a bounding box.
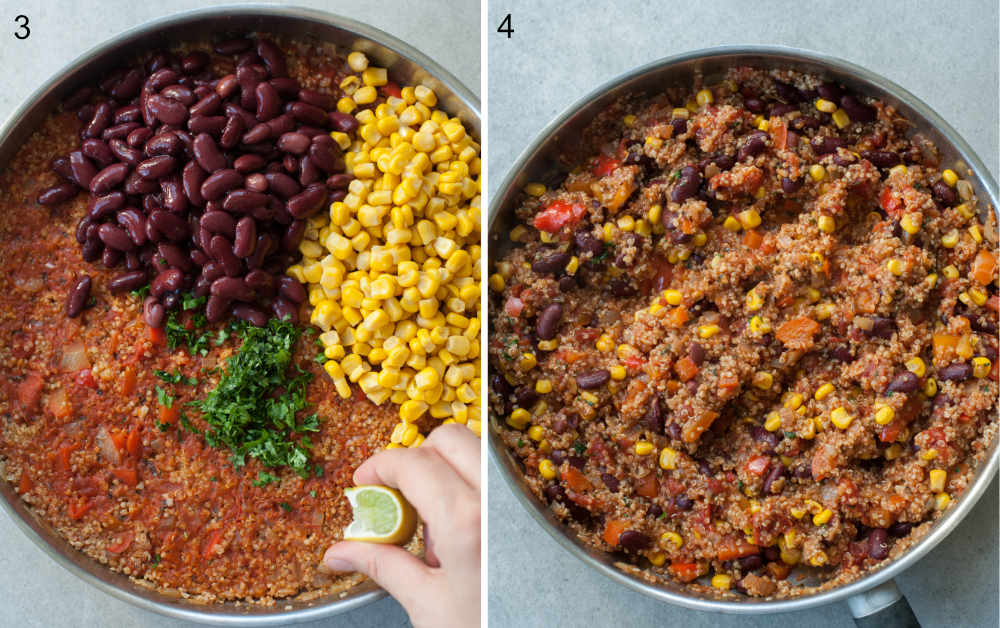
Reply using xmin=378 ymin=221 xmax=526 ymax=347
xmin=40 ymin=37 xmax=360 ymax=328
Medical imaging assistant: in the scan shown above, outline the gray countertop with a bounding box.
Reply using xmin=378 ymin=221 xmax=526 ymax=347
xmin=487 ymin=1 xmax=998 ymax=627
xmin=0 ymin=1 xmax=478 ymax=626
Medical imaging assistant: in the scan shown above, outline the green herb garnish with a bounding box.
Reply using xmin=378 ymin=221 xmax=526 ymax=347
xmin=154 ymin=369 xmax=198 ymax=386
xmin=573 ymin=441 xmax=587 ymax=455
xmin=151 ymin=554 xmax=161 ymax=566
xmin=309 ymin=489 xmax=317 ymax=498
xmin=253 ymin=471 xmax=280 ymax=487
xmin=129 ymin=284 xmax=151 ymax=299
xmin=279 ymin=502 xmax=292 ymax=512
xmin=155 ymin=386 xmax=174 ymax=408
xmin=784 ymin=431 xmax=797 ymax=439
xmin=191 ymin=318 xmax=319 ymax=477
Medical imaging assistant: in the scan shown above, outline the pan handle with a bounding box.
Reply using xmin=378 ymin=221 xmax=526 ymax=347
xmin=847 ymin=579 xmax=920 ymax=628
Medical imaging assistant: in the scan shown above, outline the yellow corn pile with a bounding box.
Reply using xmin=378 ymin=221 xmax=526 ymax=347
xmin=287 ymin=52 xmax=481 ymax=447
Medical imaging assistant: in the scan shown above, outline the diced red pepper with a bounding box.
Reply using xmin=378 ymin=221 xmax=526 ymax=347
xmin=74 ymin=368 xmax=96 ymax=389
xmin=381 ymin=81 xmax=402 ymax=99
xmin=879 ymin=187 xmax=903 ymax=218
xmin=592 ymin=155 xmax=621 ymax=177
xmin=108 ymin=530 xmax=134 ymax=554
xmin=603 ymin=519 xmax=628 ymax=547
xmin=17 ymin=472 xmax=33 ymax=494
xmin=68 ymin=498 xmax=92 ymax=520
xmin=112 ymin=468 xmax=138 ymax=487
xmin=126 ymin=426 xmax=141 ymax=458
xmin=745 ymin=455 xmax=770 ymax=476
xmin=532 ymin=200 xmax=587 ymax=233
xmin=668 ymin=561 xmax=701 ymax=582
xmin=504 ymin=296 xmax=524 ymax=317
xmin=202 ymin=528 xmax=225 ymax=559
xmin=56 ymin=443 xmax=79 ymax=474
xmin=16 ymin=373 xmax=44 ymax=409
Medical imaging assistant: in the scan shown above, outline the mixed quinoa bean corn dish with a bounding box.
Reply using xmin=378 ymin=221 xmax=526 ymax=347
xmin=1 ymin=34 xmax=478 ymax=603
xmin=489 ymin=67 xmax=997 ymax=597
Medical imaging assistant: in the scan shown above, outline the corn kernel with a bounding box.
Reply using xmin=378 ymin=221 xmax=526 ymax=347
xmin=813 ymin=509 xmax=833 ymax=525
xmin=784 ymin=392 xmax=804 ymax=411
xmin=723 ymin=216 xmax=742 ymax=232
xmin=815 ymin=98 xmax=837 ymax=113
xmin=972 ymin=357 xmax=991 ymax=378
xmin=810 ymin=165 xmax=827 ymax=182
xmin=696 ymin=89 xmax=714 ymax=106
xmin=934 ymin=493 xmax=951 ymax=510
xmin=518 ymin=353 xmax=537 ymax=372
xmin=923 ymin=377 xmax=937 ymax=397
xmin=661 ymin=531 xmax=683 ymax=550
xmin=817 ymin=214 xmax=835 ymax=233
xmin=814 ymin=383 xmax=835 ymax=401
xmin=900 ymin=213 xmax=922 ymax=234
xmin=738 ymin=209 xmax=761 ymax=229
xmin=748 ymin=315 xmax=771 ymax=335
xmin=832 ymin=108 xmax=850 ymax=129
xmin=697 ymin=324 xmax=720 ymax=339
xmin=745 ymin=287 xmax=764 ymax=311
xmin=968 ymin=225 xmax=983 ymax=242
xmin=754 ymin=372 xmax=774 ymax=391
xmin=886 ymin=259 xmax=904 ymax=276
xmin=596 ymin=334 xmax=614 ymax=352
xmin=538 ymin=459 xmax=556 ymax=480
xmin=635 ymin=441 xmax=655 ymax=456
xmin=659 ymin=447 xmax=679 ymax=470
xmin=711 ymin=574 xmax=731 ymax=590
xmin=875 ymin=405 xmax=895 ymax=425
xmin=764 ymin=411 xmax=782 ymax=432
xmin=830 ymin=407 xmax=853 ymax=429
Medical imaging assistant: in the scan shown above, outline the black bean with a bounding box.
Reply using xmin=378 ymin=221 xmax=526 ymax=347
xmin=888 ymin=522 xmax=913 ymax=537
xmin=932 ymin=181 xmax=957 ymax=206
xmin=618 ymin=530 xmax=651 ymax=552
xmin=66 ymin=276 xmax=92 ymax=318
xmin=774 ymin=81 xmax=804 ymax=103
xmin=769 ymin=103 xmax=796 ymax=117
xmin=673 ymin=494 xmax=694 ymax=511
xmin=830 ymin=346 xmax=855 ymax=362
xmin=576 ymin=369 xmax=610 ymax=390
xmin=885 ymin=371 xmax=919 ymax=393
xmin=865 ymin=316 xmax=896 ymax=339
xmin=574 ymin=229 xmax=603 ymax=255
xmin=867 ymin=528 xmax=889 ymax=560
xmin=938 ymin=362 xmax=972 ymax=381
xmin=817 ymin=82 xmax=843 ymax=101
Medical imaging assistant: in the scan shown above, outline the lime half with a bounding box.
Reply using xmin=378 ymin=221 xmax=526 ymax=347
xmin=343 ymin=485 xmax=418 ymax=545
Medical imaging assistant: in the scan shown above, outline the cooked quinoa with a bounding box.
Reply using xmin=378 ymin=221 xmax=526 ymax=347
xmin=488 ymin=66 xmax=998 ymax=598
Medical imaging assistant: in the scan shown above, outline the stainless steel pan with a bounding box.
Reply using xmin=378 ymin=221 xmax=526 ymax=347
xmin=0 ymin=5 xmax=478 ymax=625
xmin=488 ymin=45 xmax=997 ymax=627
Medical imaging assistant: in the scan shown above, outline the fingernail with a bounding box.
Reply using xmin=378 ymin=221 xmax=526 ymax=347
xmin=322 ymin=556 xmax=354 ymax=573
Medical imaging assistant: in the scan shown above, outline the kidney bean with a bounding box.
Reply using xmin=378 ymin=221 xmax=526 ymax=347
xmin=250 ymin=81 xmax=279 ymax=122
xmin=242 ymin=269 xmax=271 ymax=293
xmin=265 ymin=297 xmax=295 ymax=323
xmin=80 ymin=139 xmax=114 ymax=168
xmin=685 ymin=342 xmax=706 ymax=367
xmin=209 ymin=235 xmax=242 ymax=276
xmin=737 ymin=131 xmax=768 ymax=161
xmin=214 ymin=37 xmax=251 ymax=55
xmin=618 ymin=530 xmax=651 ymax=552
xmin=885 ymin=371 xmax=919 ymax=393
xmin=123 ymin=127 xmax=151 ymax=149
xmin=65 ymin=86 xmax=94 ymax=110
xmin=187 ymin=115 xmax=227 ymax=137
xmin=50 ymin=156 xmax=76 ymax=182
xmin=147 ymin=94 xmax=188 ymax=125
xmin=89 ymin=163 xmax=129 ymax=194
xmin=147 ymin=68 xmax=179 ymax=91
xmin=840 ymin=94 xmax=876 ymax=123
xmin=252 ymin=38 xmax=285 ymax=76
xmin=297 ymin=155 xmax=320 ymax=186
xmin=64 ymin=151 xmax=98 ymax=189
xmin=285 ymin=183 xmax=327 ymax=218
xmin=642 ymin=397 xmax=665 ymax=434
xmin=938 ymin=362 xmax=972 ymax=381
xmin=151 ymin=243 xmax=190 ymax=272
xmin=211 ymin=117 xmax=243 ymax=152
xmin=814 ymin=81 xmax=842 ymax=102
xmin=276 ymin=131 xmax=310 ymax=155
xmin=888 ymin=522 xmax=913 ymax=537
xmin=767 ymin=103 xmax=795 ymax=118
xmin=81 ymin=234 xmax=103 ymax=261
xmin=750 ymin=425 xmax=782 ymax=452
xmin=184 ymin=134 xmax=225 ymax=174
xmin=75 ymin=217 xmax=95 ymax=245
xmin=87 ymin=193 xmax=125 ymax=221
xmin=136 ymin=155 xmax=177 ymax=180
xmin=233 ymin=216 xmax=257 ymax=257
xmin=178 ymin=50 xmax=208 ymax=74
xmin=225 ymin=154 xmax=263 ymax=175
xmin=107 ymin=138 xmax=141 ymax=166
xmin=861 ymin=150 xmax=901 ymax=169
xmin=161 ymin=84 xmax=195 ymax=107
xmin=36 ymin=182 xmax=78 ymax=205
xmin=572 ymin=229 xmax=603 ymax=256
xmin=285 ymin=101 xmax=326 ymax=127
xmin=200 ymin=169 xmax=244 ymax=201
xmin=82 ymin=101 xmax=112 ymax=139
xmin=858 ymin=528 xmax=889 ymax=561
xmin=199 ymin=212 xmax=235 ymax=239
xmin=778 ymin=176 xmax=803 ymax=195
xmin=289 ymin=89 xmax=333 ymax=112
xmin=329 ymin=111 xmax=359 ymax=134
xmin=932 ymin=180 xmax=957 ymax=206
xmin=209 ymin=276 xmax=253 ymax=302
xmin=107 ymin=269 xmax=147 ymax=293
xmin=148 ymin=210 xmax=189 ymax=241
xmin=263 ymin=114 xmax=293 ymax=139
xmin=98 ymin=223 xmax=136 ymax=252
xmin=811 ymin=135 xmax=847 ymax=155
xmin=243 ymin=173 xmax=267 ymax=192
xmin=280 ymin=219 xmax=306 ymax=252
xmin=308 ymin=139 xmax=341 ymax=175
xmin=103 ymin=249 xmax=121 ymax=269
xmin=200 ymin=294 xmax=230 ymax=323
xmin=774 ymin=80 xmax=804 ymax=103
xmin=140 ymin=294 xmax=165 ymax=328
xmin=737 ymin=554 xmax=763 ymax=572
xmin=240 ymin=122 xmax=271 ymax=145
xmin=232 ymin=303 xmax=268 ymax=327
xmin=274 ymin=276 xmax=305 ymax=304
xmin=670 ymin=165 xmax=700 ymax=203
xmin=536 ymin=303 xmax=563 ymax=340
xmin=829 ymin=345 xmax=855 ymax=362
xmin=576 ymin=369 xmax=610 ymax=390
xmin=865 ymin=316 xmax=895 ymax=339
xmin=531 ymin=252 xmax=571 ymax=276
xmin=101 ymin=122 xmax=141 ymax=143
xmin=222 ymin=189 xmax=268 ymax=212
xmin=762 ymin=462 xmax=787 ymax=494
xmin=65 ymin=276 xmax=93 ymax=318
xmin=114 ymin=208 xmax=146 ymax=246
xmin=143 ymin=132 xmax=179 ymax=157
xmin=160 ymin=176 xmax=186 ymax=213
xmin=150 ymin=268 xmax=183 ymax=298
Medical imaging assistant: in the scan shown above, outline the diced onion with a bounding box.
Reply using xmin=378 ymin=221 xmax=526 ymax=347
xmin=96 ymin=426 xmax=121 ymax=465
xmin=60 ymin=342 xmax=90 ymax=371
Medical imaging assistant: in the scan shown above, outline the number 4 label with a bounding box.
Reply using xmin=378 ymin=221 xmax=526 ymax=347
xmin=497 ymin=13 xmax=513 ymax=38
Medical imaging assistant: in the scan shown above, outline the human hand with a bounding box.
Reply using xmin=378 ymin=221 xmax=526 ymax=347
xmin=322 ymin=423 xmax=481 ymax=628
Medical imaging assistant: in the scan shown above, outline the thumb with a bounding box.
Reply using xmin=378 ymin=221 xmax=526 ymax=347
xmin=322 ymin=541 xmax=434 ymax=610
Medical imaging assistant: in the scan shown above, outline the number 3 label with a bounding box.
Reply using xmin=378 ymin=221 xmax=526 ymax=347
xmin=14 ymin=15 xmax=29 ymax=40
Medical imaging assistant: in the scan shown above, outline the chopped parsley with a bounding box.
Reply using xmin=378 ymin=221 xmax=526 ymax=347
xmin=253 ymin=471 xmax=280 ymax=487
xmin=736 ymin=480 xmax=745 ymax=491
xmin=151 ymin=554 xmax=161 ymax=567
xmin=658 ymin=512 xmax=668 ymax=520
xmin=573 ymin=440 xmax=587 ymax=455
xmin=155 ymin=386 xmax=174 ymax=408
xmin=129 ymin=284 xmax=151 ymax=299
xmin=154 ymin=369 xmax=198 ymax=386
xmin=516 ymin=439 xmax=525 ymax=447
xmin=314 ymin=352 xmax=329 ymax=365
xmin=784 ymin=431 xmax=797 ymax=439
xmin=279 ymin=501 xmax=292 ymax=512
xmin=191 ymin=318 xmax=319 ymax=477
xmin=309 ymin=489 xmax=317 ymax=498
xmin=179 ymin=411 xmax=201 ymax=435
xmin=672 ymin=169 xmax=682 ymax=180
